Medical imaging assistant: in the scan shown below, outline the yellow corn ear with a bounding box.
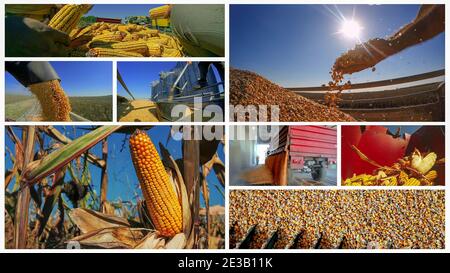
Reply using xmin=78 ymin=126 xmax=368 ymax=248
xmin=381 ymin=177 xmax=397 ymax=186
xmin=425 ymin=170 xmax=437 ymax=181
xmin=88 ymin=48 xmax=143 ymax=57
xmin=404 ymin=177 xmax=421 ymax=186
xmin=91 ymin=33 xmax=124 ymax=43
xmin=147 ymin=43 xmax=163 ymax=57
xmin=162 ymin=47 xmax=182 ymax=57
xmin=112 ymin=41 xmax=149 ymax=56
xmin=129 ymin=130 xmax=182 ymax=237
xmin=148 ymin=37 xmax=169 ymax=45
xmin=149 ymin=5 xmax=171 ymax=19
xmin=48 ymin=4 xmax=90 ymax=33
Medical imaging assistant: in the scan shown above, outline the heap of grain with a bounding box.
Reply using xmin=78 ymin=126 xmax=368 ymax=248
xmin=230 ymin=69 xmax=355 ymax=122
xmin=230 ymin=190 xmax=445 ymax=249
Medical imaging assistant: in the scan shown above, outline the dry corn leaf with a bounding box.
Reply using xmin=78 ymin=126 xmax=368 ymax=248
xmin=68 ymin=227 xmax=145 ymax=249
xmin=69 ymin=208 xmax=131 ymax=234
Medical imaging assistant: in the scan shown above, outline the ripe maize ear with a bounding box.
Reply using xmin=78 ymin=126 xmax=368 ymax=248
xmin=149 ymin=5 xmax=171 ymax=19
xmin=88 ymin=48 xmax=143 ymax=57
xmin=28 ymin=80 xmax=71 ymax=121
xmin=129 ymin=130 xmax=183 ymax=237
xmin=147 ymin=43 xmax=163 ymax=57
xmin=404 ymin=178 xmax=421 ymax=186
xmin=381 ymin=177 xmax=397 ymax=186
xmin=148 ymin=37 xmax=169 ymax=45
xmin=398 ymin=171 xmax=409 ymax=185
xmin=425 ymin=170 xmax=437 ymax=181
xmin=48 ymin=4 xmax=91 ymax=34
xmin=91 ymin=33 xmax=125 ymax=43
xmin=112 ymin=41 xmax=149 ymax=56
xmin=162 ymin=48 xmax=182 ymax=57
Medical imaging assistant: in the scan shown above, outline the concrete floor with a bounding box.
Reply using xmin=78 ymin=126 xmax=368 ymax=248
xmin=231 ymin=164 xmax=337 ymax=186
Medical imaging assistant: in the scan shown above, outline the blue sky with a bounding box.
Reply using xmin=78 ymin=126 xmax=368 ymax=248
xmin=118 ymin=62 xmax=177 ymax=99
xmin=386 ymin=126 xmax=419 ymax=135
xmin=231 ymin=4 xmax=445 ymax=87
xmin=118 ymin=62 xmax=225 ymax=99
xmin=5 ymin=126 xmax=225 ymax=208
xmin=5 ymin=61 xmax=112 ymax=96
xmin=86 ymin=4 xmax=163 ymax=19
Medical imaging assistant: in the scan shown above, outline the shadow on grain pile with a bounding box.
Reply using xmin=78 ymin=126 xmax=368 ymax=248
xmin=230 ymin=69 xmax=356 ymax=122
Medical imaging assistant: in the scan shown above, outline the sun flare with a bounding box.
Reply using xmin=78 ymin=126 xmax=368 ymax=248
xmin=339 ymin=19 xmax=363 ymax=39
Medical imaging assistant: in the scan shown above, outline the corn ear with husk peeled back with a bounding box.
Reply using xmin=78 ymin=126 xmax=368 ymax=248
xmin=48 ymin=4 xmax=92 ymax=34
xmin=87 ymin=48 xmax=143 ymax=57
xmin=129 ymin=130 xmax=183 ymax=237
xmin=28 ymin=80 xmax=71 ymax=121
xmin=111 ymin=41 xmax=149 ymax=56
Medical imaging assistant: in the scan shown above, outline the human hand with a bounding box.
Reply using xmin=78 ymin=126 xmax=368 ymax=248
xmin=333 ymin=38 xmax=397 ymax=75
xmin=6 ymin=16 xmax=70 ymax=57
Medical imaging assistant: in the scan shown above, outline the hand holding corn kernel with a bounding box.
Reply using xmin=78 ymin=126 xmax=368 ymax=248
xmin=333 ymin=5 xmax=444 ymax=75
xmin=5 ymin=16 xmax=70 ymax=57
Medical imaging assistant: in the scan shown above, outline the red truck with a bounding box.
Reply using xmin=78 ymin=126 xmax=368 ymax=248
xmin=266 ymin=126 xmax=337 ymax=183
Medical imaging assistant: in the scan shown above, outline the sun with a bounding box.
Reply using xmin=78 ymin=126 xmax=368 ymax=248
xmin=339 ymin=19 xmax=363 ymax=39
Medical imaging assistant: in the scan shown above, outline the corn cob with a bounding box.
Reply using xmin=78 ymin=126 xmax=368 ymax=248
xmin=118 ymin=25 xmax=131 ymax=32
xmin=404 ymin=178 xmax=421 ymax=186
xmin=48 ymin=4 xmax=91 ymax=34
xmin=28 ymin=80 xmax=71 ymax=121
xmin=91 ymin=32 xmax=125 ymax=43
xmin=138 ymin=29 xmax=159 ymax=36
xmin=147 ymin=43 xmax=163 ymax=57
xmin=162 ymin=47 xmax=182 ymax=57
xmin=129 ymin=130 xmax=183 ymax=237
xmin=425 ymin=170 xmax=437 ymax=181
xmin=381 ymin=177 xmax=397 ymax=186
xmin=149 ymin=5 xmax=171 ymax=19
xmin=111 ymin=41 xmax=149 ymax=56
xmin=148 ymin=37 xmax=169 ymax=45
xmin=88 ymin=48 xmax=143 ymax=57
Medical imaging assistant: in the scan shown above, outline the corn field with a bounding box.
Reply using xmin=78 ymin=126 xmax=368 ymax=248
xmin=5 ymin=125 xmax=225 ymax=249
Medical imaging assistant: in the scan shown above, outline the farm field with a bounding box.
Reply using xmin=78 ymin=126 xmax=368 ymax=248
xmin=5 ymin=94 xmax=113 ymax=121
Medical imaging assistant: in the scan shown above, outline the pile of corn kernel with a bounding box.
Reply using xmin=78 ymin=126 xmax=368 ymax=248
xmin=229 ymin=190 xmax=445 ymax=249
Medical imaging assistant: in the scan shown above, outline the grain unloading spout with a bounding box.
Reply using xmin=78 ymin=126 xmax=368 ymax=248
xmin=117 ymin=69 xmax=136 ymax=100
xmin=168 ymin=62 xmax=190 ymax=102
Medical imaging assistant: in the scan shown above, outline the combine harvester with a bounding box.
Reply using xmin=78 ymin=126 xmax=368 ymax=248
xmin=118 ymin=62 xmax=224 ymax=122
xmin=153 ymin=62 xmax=225 ymax=121
xmin=288 ymin=69 xmax=445 ymax=121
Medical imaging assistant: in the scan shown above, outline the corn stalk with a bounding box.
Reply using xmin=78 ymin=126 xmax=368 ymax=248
xmin=14 ymin=126 xmax=36 ymax=248
xmin=100 ymin=138 xmax=109 ymax=211
xmin=183 ymin=126 xmax=201 ymax=248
